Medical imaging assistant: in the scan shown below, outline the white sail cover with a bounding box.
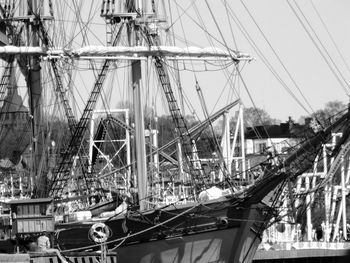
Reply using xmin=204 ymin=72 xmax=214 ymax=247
xmin=0 ymin=45 xmax=252 ymax=61
xmin=0 ymin=46 xmax=48 ymax=54
xmin=72 ymin=45 xmax=251 ymax=60
xmin=198 ymin=186 xmax=224 ymax=202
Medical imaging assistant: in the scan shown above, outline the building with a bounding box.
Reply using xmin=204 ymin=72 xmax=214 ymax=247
xmin=245 ymin=117 xmax=313 ymax=155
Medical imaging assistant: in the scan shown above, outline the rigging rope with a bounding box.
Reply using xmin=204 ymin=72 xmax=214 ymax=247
xmin=224 ymin=3 xmax=313 ymax=117
xmin=239 ymin=0 xmax=314 ymax=117
xmin=166 ymin=0 xmax=197 ymax=32
xmin=309 ymin=0 xmax=350 ymax=76
xmin=286 ymin=0 xmax=350 ymax=96
xmin=223 ymin=0 xmax=238 ymax=50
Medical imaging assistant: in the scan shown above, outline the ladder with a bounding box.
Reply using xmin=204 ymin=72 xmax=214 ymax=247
xmin=145 ymin=26 xmax=206 ymax=178
xmin=42 ymin=21 xmax=124 ymax=197
xmin=49 ymin=59 xmax=112 ymax=197
xmin=147 ymin=29 xmax=208 ymax=185
xmin=50 ymin=61 xmax=77 ymax=131
xmin=0 ymin=59 xmax=14 ymax=103
xmin=153 ymin=57 xmax=207 ymax=185
xmin=142 ymin=24 xmax=211 ymax=184
xmin=38 ymin=19 xmax=77 ymax=131
xmin=0 ymin=59 xmax=15 ymax=140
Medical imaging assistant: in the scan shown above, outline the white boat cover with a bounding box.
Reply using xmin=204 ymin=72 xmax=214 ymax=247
xmin=198 ymin=186 xmax=224 ymax=202
xmin=0 ymin=45 xmax=252 ymax=60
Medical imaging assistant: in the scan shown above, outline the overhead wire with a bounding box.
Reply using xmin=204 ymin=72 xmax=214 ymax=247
xmin=224 ymin=2 xmax=323 ymax=146
xmin=172 ymin=0 xmax=251 ymax=117
xmin=52 ymin=1 xmax=84 ymax=120
xmin=309 ymin=0 xmax=350 ymax=76
xmin=163 ymin=2 xmax=221 ymax=128
xmin=240 ymin=0 xmax=314 ymax=117
xmin=192 ymin=1 xmax=240 ymax=104
xmin=166 ymin=0 xmax=185 ymax=114
xmin=176 ymin=1 xmax=240 ymax=132
xmin=56 ymin=1 xmax=74 ymax=48
xmin=171 ymin=2 xmax=247 ymax=185
xmin=174 ymin=0 xmax=198 ymax=82
xmin=224 ymin=3 xmax=312 ymax=118
xmin=172 ymin=1 xmax=239 ymax=55
xmin=223 ymin=0 xmax=238 ymax=50
xmin=166 ymin=0 xmax=198 ymax=32
xmin=286 ymin=0 xmax=350 ymax=96
xmin=72 ymin=0 xmax=93 ymax=47
xmin=161 ymin=58 xmax=235 ymax=72
xmin=197 ymin=1 xmax=246 ymax=187
xmin=62 ymin=2 xmax=103 ymax=49
xmin=212 ymin=2 xmax=270 ymax=140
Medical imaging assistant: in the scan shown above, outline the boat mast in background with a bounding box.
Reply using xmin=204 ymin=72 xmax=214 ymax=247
xmin=10 ymin=0 xmax=54 ymax=193
xmin=101 ymin=0 xmax=150 ymax=210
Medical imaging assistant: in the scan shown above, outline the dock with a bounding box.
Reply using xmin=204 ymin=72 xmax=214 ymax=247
xmin=253 ymin=241 xmax=350 ymax=263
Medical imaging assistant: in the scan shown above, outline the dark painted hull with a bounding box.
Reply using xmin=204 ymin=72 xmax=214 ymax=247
xmin=56 ymin=198 xmax=269 ymax=263
xmin=115 ymin=227 xmax=259 ymax=263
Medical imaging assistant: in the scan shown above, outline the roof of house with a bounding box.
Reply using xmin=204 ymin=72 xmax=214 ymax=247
xmin=245 ymin=119 xmax=312 ymax=139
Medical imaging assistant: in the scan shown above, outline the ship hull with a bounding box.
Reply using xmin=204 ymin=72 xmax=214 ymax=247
xmin=56 ymin=199 xmax=268 ymax=263
xmin=114 ymin=226 xmax=261 ymax=263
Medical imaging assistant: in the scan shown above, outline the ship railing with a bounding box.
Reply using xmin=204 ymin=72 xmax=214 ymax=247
xmin=29 ymin=251 xmax=117 ymax=263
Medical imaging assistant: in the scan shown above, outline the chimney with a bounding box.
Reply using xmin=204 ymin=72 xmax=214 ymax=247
xmin=288 ymin=116 xmax=293 ymax=130
xmin=304 ymin=117 xmax=312 ymax=127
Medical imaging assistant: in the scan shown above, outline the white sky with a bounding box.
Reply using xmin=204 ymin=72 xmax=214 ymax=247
xmin=11 ymin=0 xmax=350 ymax=123
xmin=157 ymin=0 xmax=350 ymax=122
xmin=207 ymin=0 xmax=350 ymax=121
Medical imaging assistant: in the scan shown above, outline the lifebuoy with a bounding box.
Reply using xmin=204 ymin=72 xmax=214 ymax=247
xmin=89 ymin=222 xmax=111 ymax=243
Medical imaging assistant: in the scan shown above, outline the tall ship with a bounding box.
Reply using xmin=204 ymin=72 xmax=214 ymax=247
xmin=0 ymin=1 xmax=349 ymax=263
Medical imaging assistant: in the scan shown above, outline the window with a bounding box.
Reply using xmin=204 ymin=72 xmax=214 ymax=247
xmin=258 ymin=143 xmax=267 ymax=154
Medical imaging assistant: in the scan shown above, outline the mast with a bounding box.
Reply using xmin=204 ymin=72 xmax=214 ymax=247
xmin=28 ymin=0 xmax=42 ymax=146
xmin=133 ymin=59 xmax=148 ymax=210
xmin=27 ymin=0 xmax=43 ymax=183
xmin=131 ymin=1 xmax=148 ymax=211
xmin=101 ymin=0 xmax=148 ymax=210
xmin=100 ymin=0 xmax=152 ymax=210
